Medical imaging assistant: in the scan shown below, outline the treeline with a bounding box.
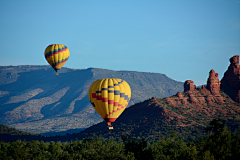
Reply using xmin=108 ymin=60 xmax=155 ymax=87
xmin=1 ymin=118 xmax=239 ymax=143
xmin=0 ymin=124 xmax=34 ymax=135
xmin=1 ymin=119 xmax=240 ymax=160
xmin=0 ymin=124 xmax=42 ymax=142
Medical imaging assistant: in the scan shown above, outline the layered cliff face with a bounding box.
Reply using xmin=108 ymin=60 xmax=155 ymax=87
xmin=162 ymin=55 xmax=240 ymax=120
xmin=155 ymin=70 xmax=239 ymax=128
xmin=156 ymin=55 xmax=240 ymax=127
xmin=221 ymin=55 xmax=240 ymax=103
xmin=165 ymin=78 xmax=226 ymax=113
xmin=181 ymin=55 xmax=240 ymax=104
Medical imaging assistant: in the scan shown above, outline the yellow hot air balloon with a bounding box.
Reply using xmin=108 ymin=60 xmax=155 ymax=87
xmin=88 ymin=78 xmax=131 ymax=129
xmin=44 ymin=44 xmax=70 ymax=75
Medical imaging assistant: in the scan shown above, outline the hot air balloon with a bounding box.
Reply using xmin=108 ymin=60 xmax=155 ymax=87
xmin=44 ymin=44 xmax=70 ymax=75
xmin=88 ymin=78 xmax=131 ymax=129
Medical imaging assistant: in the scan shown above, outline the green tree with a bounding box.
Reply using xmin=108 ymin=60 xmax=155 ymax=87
xmin=150 ymin=132 xmax=197 ymax=160
xmin=122 ymin=135 xmax=152 ymax=160
xmin=196 ymin=118 xmax=240 ymax=160
xmin=48 ymin=141 xmax=63 ymax=158
xmin=205 ymin=118 xmax=224 ymax=135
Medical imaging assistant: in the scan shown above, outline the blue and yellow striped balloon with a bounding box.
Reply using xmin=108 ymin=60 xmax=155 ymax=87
xmin=44 ymin=44 xmax=70 ymax=75
xmin=88 ymin=78 xmax=131 ymax=129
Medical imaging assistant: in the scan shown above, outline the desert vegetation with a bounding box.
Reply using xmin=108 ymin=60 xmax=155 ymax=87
xmin=0 ymin=118 xmax=240 ymax=160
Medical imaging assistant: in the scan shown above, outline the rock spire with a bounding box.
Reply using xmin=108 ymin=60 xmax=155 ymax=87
xmin=207 ymin=69 xmax=221 ymax=95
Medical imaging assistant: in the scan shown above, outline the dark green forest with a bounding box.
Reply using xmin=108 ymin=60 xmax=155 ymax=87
xmin=1 ymin=118 xmax=240 ymax=160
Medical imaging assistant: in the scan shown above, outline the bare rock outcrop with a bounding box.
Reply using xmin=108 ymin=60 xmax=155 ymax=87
xmin=221 ymin=55 xmax=240 ymax=103
xmin=184 ymin=80 xmax=196 ymax=92
xmin=147 ymin=55 xmax=240 ymax=129
xmin=207 ymin=69 xmax=221 ymax=96
xmin=176 ymin=92 xmax=184 ymax=99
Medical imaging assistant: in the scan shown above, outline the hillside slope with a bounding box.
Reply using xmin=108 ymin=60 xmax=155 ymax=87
xmin=69 ymin=89 xmax=240 ymax=142
xmin=0 ymin=65 xmax=183 ymax=134
xmin=66 ymin=55 xmax=240 ymax=141
xmin=1 ymin=89 xmax=239 ymax=142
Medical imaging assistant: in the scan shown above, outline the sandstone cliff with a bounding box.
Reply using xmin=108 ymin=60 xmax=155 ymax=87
xmin=221 ymin=55 xmax=240 ymax=103
xmin=182 ymin=55 xmax=240 ymax=104
xmin=158 ymin=55 xmax=240 ymax=127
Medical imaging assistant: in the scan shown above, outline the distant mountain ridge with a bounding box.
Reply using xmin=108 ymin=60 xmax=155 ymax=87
xmin=0 ymin=65 xmax=183 ymax=134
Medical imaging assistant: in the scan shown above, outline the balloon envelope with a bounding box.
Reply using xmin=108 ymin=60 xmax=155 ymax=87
xmin=44 ymin=44 xmax=70 ymax=74
xmin=88 ymin=78 xmax=131 ymax=127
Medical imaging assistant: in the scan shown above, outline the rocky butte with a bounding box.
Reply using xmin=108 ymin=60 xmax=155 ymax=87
xmin=165 ymin=68 xmax=225 ymax=109
xmin=117 ymin=55 xmax=240 ymax=126
xmin=151 ymin=55 xmax=240 ymax=127
xmin=180 ymin=55 xmax=240 ymax=104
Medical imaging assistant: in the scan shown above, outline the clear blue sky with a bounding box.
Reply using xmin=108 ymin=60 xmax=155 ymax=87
xmin=0 ymin=0 xmax=239 ymax=86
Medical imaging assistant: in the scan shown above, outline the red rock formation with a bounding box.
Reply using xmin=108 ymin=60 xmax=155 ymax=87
xmin=200 ymin=87 xmax=211 ymax=96
xmin=184 ymin=80 xmax=195 ymax=92
xmin=151 ymin=97 xmax=157 ymax=101
xmin=237 ymin=91 xmax=240 ymax=103
xmin=221 ymin=55 xmax=240 ymax=103
xmin=207 ymin=69 xmax=221 ymax=95
xmin=196 ymin=97 xmax=206 ymax=104
xmin=189 ymin=94 xmax=199 ymax=105
xmin=165 ymin=97 xmax=176 ymax=106
xmin=176 ymin=92 xmax=184 ymax=99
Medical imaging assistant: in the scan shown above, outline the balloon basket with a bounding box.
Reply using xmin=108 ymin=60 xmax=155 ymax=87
xmin=108 ymin=126 xmax=113 ymax=130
